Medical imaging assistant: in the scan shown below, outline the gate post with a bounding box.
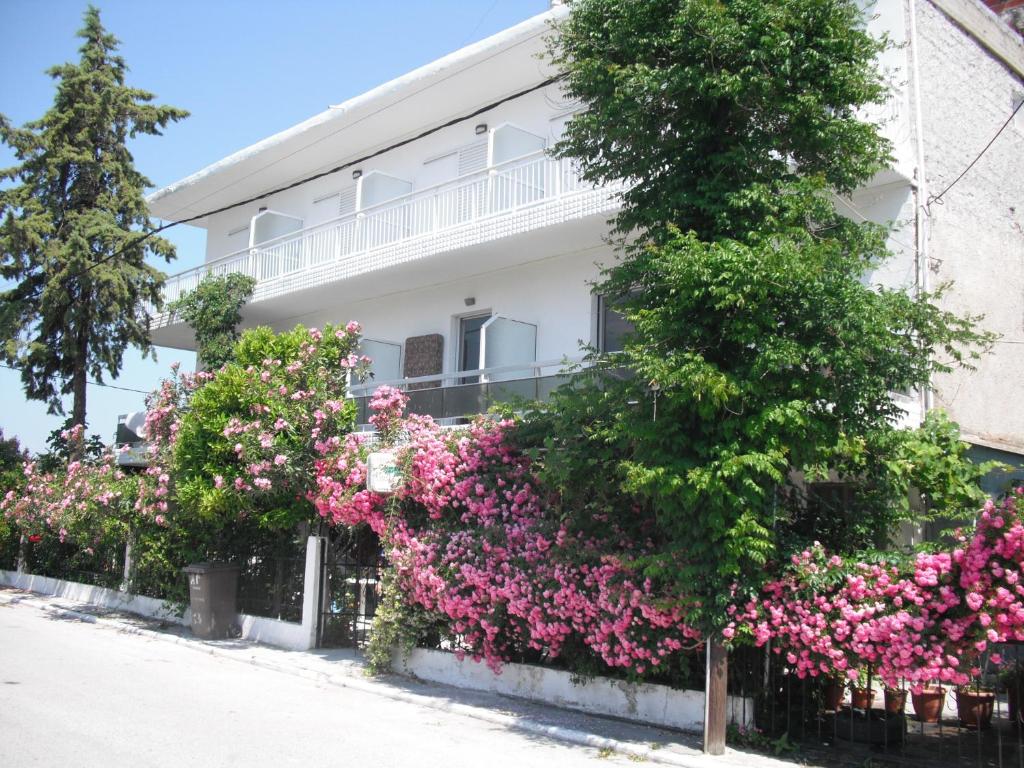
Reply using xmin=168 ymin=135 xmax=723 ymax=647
xmin=704 ymin=639 xmax=728 ymax=755
xmin=301 ymin=535 xmax=325 ymax=650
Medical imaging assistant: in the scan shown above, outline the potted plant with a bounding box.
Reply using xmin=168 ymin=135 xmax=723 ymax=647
xmin=956 ymin=684 xmax=996 ymax=729
xmin=822 ymin=675 xmax=844 ymax=711
xmin=850 ymin=668 xmax=876 ymax=710
xmin=884 ymin=686 xmax=908 ymax=714
xmin=911 ymin=684 xmax=947 ymax=723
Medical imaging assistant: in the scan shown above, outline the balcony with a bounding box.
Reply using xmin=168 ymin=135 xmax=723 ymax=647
xmin=155 ymin=151 xmax=623 ymax=325
xmin=349 ymin=356 xmax=585 ymax=428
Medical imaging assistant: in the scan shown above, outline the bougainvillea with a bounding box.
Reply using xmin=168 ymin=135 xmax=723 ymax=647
xmin=314 ymin=387 xmax=702 ymax=675
xmin=730 ymin=488 xmax=1024 ymax=689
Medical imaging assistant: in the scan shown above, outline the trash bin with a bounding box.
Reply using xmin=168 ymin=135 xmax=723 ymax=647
xmin=183 ymin=562 xmax=240 ymax=639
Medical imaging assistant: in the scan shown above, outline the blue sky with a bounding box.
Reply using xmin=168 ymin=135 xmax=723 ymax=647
xmin=0 ymin=0 xmax=550 ymax=453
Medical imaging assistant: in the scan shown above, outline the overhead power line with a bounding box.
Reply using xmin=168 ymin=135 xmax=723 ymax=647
xmin=928 ymin=98 xmax=1023 ymax=209
xmin=73 ymin=73 xmax=566 ymax=281
xmin=0 ymin=363 xmax=151 ymax=395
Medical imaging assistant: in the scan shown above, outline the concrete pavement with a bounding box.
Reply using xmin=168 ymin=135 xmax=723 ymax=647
xmin=0 ymin=586 xmax=794 ymax=768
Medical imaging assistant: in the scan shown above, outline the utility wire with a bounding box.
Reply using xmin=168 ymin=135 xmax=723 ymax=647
xmin=928 ymin=98 xmax=1023 ymax=208
xmin=0 ymin=363 xmax=151 ymax=395
xmin=72 ymin=74 xmax=565 ymax=281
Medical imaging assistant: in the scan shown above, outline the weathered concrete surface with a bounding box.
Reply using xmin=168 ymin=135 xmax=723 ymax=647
xmin=0 ymin=588 xmax=802 ymax=768
xmin=918 ymin=0 xmax=1024 ymax=452
xmin=0 ymin=599 xmax=646 ymax=768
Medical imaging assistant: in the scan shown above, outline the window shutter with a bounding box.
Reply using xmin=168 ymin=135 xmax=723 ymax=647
xmin=338 ymin=186 xmax=357 ymax=216
xmin=457 ymin=140 xmax=488 ymax=176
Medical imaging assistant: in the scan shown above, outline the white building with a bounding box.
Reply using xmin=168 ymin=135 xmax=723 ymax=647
xmin=146 ymin=1 xmax=1024 ymax=478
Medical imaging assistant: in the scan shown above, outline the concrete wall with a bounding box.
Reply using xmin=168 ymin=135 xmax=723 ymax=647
xmin=915 ymin=0 xmax=1024 ymax=452
xmin=392 ymin=647 xmax=754 ymax=734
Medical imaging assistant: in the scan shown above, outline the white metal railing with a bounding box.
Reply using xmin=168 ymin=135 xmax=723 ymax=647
xmin=160 ymin=151 xmax=605 ymax=307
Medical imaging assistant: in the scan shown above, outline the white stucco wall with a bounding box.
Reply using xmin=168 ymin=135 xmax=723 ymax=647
xmin=392 ymin=647 xmax=754 ymax=733
xmin=252 ymin=244 xmax=610 ymax=374
xmin=915 ymin=0 xmax=1024 ymax=451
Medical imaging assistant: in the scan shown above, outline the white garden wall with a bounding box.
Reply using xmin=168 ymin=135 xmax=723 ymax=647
xmin=391 ymin=646 xmax=754 ymax=733
xmin=0 ymin=537 xmax=324 ymax=652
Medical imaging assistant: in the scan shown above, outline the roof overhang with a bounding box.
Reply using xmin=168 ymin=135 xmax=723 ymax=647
xmin=146 ymin=6 xmax=567 ymax=227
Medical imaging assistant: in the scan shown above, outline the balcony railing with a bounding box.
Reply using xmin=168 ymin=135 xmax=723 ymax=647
xmin=160 ymin=151 xmax=611 ymax=308
xmin=350 ymin=356 xmax=586 ymax=427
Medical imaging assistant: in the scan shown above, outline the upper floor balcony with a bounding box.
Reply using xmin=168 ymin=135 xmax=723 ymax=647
xmin=153 ymin=150 xmax=624 ymax=336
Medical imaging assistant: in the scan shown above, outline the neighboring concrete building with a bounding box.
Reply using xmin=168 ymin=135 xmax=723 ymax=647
xmin=145 ymin=1 xmax=1024 ymax=477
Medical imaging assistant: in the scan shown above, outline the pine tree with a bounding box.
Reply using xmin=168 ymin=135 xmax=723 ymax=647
xmin=0 ymin=6 xmax=187 ymax=445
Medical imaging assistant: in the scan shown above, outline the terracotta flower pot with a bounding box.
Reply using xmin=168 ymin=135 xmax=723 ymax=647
xmin=885 ymin=688 xmax=907 ymax=714
xmin=823 ymin=679 xmax=844 ymax=711
xmin=912 ymin=687 xmax=946 ymax=723
xmin=957 ymin=689 xmax=995 ymax=729
xmin=851 ymin=686 xmax=876 ymax=710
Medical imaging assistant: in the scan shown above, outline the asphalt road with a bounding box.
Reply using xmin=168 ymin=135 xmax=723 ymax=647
xmin=0 ymin=602 xmax=636 ymax=768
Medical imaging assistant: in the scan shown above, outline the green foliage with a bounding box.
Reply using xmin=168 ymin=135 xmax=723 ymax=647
xmin=0 ymin=428 xmax=28 ymax=496
xmin=534 ymin=0 xmax=992 ymax=630
xmin=550 ymin=0 xmax=890 ymax=241
xmin=0 ymin=6 xmax=187 ymax=426
xmin=35 ymin=420 xmax=106 ymax=474
xmin=365 ymin=563 xmax=447 ymax=675
xmin=172 ymin=324 xmax=359 ymax=535
xmin=169 ymin=273 xmax=257 ymax=369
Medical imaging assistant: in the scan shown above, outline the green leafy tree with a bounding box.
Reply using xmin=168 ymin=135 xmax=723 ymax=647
xmin=0 ymin=6 xmax=188 ymax=437
xmin=169 ymin=273 xmax=257 ymax=370
xmin=534 ymin=0 xmax=993 ymax=627
xmin=0 ymin=428 xmax=28 ymax=497
xmin=35 ymin=420 xmax=106 ymax=474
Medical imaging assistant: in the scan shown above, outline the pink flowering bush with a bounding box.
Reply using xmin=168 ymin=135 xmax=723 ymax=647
xmin=731 ymin=488 xmax=1024 ymax=689
xmin=170 ymin=323 xmax=366 ymax=533
xmin=2 ymin=425 xmax=136 ymax=545
xmin=313 ymin=388 xmax=702 ymax=676
xmin=1 ymin=424 xmax=140 ymax=584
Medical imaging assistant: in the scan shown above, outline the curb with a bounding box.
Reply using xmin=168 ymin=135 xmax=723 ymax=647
xmin=2 ymin=591 xmax=740 ymax=768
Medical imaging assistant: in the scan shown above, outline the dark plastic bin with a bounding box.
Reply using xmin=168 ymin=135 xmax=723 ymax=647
xmin=183 ymin=562 xmax=240 ymax=639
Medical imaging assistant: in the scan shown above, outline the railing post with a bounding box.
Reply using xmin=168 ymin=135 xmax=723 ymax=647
xmin=302 ymin=535 xmax=326 ymax=650
xmin=16 ymin=534 xmax=27 ymax=574
xmin=704 ymin=639 xmax=728 ymax=755
xmin=120 ymin=527 xmax=137 ymax=593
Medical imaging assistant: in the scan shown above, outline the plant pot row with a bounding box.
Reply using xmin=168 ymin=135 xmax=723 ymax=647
xmin=822 ymin=681 xmax=998 ymax=728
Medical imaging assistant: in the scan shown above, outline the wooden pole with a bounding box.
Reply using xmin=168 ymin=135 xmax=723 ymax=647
xmin=704 ymin=639 xmax=728 ymax=755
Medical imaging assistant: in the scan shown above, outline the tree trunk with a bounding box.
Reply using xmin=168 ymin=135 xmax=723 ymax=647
xmin=70 ymin=311 xmax=89 ymax=461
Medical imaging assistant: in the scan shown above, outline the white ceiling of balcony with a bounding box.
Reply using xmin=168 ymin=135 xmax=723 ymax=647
xmin=147 ymin=7 xmax=565 ymax=226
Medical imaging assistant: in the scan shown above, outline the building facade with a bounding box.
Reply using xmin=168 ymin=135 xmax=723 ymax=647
xmin=146 ymin=1 xmax=1024 ymax=473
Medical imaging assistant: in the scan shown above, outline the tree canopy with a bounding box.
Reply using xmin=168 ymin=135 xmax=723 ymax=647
xmin=0 ymin=6 xmax=187 ymax=433
xmin=534 ymin=0 xmax=992 ymax=627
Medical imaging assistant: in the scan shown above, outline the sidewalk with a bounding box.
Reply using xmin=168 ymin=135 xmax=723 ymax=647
xmin=0 ymin=585 xmax=795 ymax=768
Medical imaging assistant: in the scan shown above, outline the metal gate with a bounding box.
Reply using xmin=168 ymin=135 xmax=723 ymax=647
xmin=316 ymin=526 xmax=384 ymax=648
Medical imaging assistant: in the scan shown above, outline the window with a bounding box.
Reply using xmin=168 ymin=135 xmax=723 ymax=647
xmin=597 ymin=295 xmax=633 ymax=353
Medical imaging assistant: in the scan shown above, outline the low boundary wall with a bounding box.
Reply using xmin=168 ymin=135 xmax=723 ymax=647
xmin=1 ymin=535 xmax=324 ymax=652
xmin=392 ymin=646 xmax=755 ymax=733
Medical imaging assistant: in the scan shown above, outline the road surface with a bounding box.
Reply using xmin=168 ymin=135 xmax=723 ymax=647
xmin=0 ymin=601 xmax=638 ymax=767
